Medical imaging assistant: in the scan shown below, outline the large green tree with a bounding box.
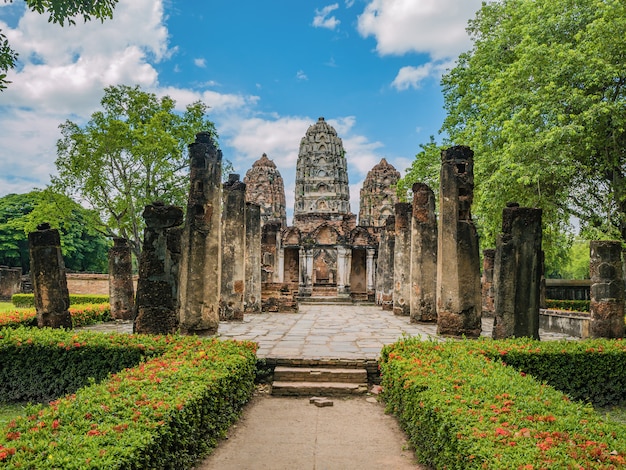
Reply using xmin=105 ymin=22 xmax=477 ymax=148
xmin=53 ymin=84 xmax=217 ymax=258
xmin=417 ymin=0 xmax=626 ymax=257
xmin=1 ymin=0 xmax=118 ymax=90
xmin=0 ymin=190 xmax=110 ymax=273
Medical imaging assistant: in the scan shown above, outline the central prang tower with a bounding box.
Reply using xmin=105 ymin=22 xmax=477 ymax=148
xmin=293 ymin=117 xmax=350 ymax=220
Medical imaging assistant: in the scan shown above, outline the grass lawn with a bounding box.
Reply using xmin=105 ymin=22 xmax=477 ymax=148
xmin=0 ymin=302 xmax=31 ymax=313
xmin=0 ymin=402 xmax=29 ymax=428
xmin=599 ymin=404 xmax=626 ymax=425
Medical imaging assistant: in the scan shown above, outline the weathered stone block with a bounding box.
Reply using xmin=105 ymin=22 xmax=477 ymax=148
xmin=589 ymin=240 xmax=625 ymax=338
xmin=492 ymin=204 xmax=542 ymax=340
xmin=134 ymin=202 xmax=184 ymax=335
xmin=108 ymin=237 xmax=134 ymax=320
xmin=436 ymin=146 xmax=482 ymax=337
xmin=393 ymin=203 xmax=412 ymax=316
xmin=179 ymin=132 xmax=223 ymax=335
xmin=220 ymin=174 xmax=247 ymax=321
xmin=28 ymin=223 xmax=72 ymax=329
xmin=410 ymin=183 xmax=437 ymax=323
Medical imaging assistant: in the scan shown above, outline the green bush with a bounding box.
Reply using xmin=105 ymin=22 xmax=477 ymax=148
xmin=0 ymin=304 xmax=111 ymax=329
xmin=0 ymin=327 xmax=257 ymax=468
xmin=12 ymin=294 xmax=110 ymax=308
xmin=544 ymin=299 xmax=590 ymax=312
xmin=381 ymin=337 xmax=626 ymax=469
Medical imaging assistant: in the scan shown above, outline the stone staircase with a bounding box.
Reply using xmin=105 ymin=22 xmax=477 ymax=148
xmin=271 ymin=362 xmax=369 ymax=396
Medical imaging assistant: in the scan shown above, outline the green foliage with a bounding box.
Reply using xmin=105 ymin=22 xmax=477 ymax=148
xmin=0 ymin=327 xmax=256 ymax=468
xmin=544 ymin=299 xmax=590 ymax=313
xmin=495 ymin=340 xmax=626 ymax=407
xmin=53 ymin=84 xmax=217 ymax=258
xmin=554 ymin=239 xmax=591 ymax=280
xmin=396 ymin=136 xmax=443 ymax=202
xmin=381 ymin=337 xmax=626 ymax=469
xmin=0 ymin=0 xmax=118 ymax=90
xmin=0 ymin=327 xmax=150 ymax=403
xmin=12 ymin=294 xmax=109 ymax=308
xmin=0 ymin=190 xmax=110 ymax=273
xmin=439 ymin=0 xmax=626 ymax=248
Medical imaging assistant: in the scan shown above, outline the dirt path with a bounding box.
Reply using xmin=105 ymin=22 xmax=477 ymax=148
xmin=195 ymin=394 xmax=427 ymax=470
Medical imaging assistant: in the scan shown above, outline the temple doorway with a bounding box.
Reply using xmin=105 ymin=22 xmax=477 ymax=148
xmin=350 ymin=249 xmax=367 ymax=296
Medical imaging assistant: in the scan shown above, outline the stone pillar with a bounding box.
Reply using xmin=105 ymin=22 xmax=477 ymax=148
xmin=492 ymin=204 xmax=542 ymax=339
xmin=336 ymin=246 xmax=348 ymax=295
xmin=305 ymin=248 xmax=314 ymax=295
xmin=179 ymin=132 xmax=222 ymax=335
xmin=436 ymin=146 xmax=482 ymax=337
xmin=298 ymin=246 xmax=315 ymax=297
xmin=261 ymin=222 xmax=280 ymax=283
xmin=277 ymin=245 xmax=285 ymax=282
xmin=220 ymin=174 xmax=247 ymax=321
xmin=244 ymin=202 xmax=262 ymax=313
xmin=376 ymin=216 xmax=395 ymax=310
xmin=28 ymin=223 xmax=72 ymax=329
xmin=108 ymin=238 xmax=134 ymax=320
xmin=366 ymin=248 xmax=376 ymax=296
xmin=167 ymin=226 xmax=183 ymax=310
xmin=590 ymin=241 xmax=625 ymax=338
xmin=410 ymin=183 xmax=438 ymax=323
xmin=481 ymin=249 xmax=496 ymax=317
xmin=393 ymin=202 xmax=412 ymax=316
xmin=134 ymin=203 xmax=184 ymax=335
xmin=344 ymin=248 xmax=352 ymax=294
xmin=0 ymin=267 xmax=22 ymax=301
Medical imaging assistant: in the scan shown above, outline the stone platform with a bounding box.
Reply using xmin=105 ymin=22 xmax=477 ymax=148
xmin=82 ymin=304 xmax=578 ymax=361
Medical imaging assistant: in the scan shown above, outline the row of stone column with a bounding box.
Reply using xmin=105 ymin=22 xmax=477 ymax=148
xmin=380 ymin=144 xmax=624 ymax=339
xmin=27 ymin=133 xmax=262 ymax=335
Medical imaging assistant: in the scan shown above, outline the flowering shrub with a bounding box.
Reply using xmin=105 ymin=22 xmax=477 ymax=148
xmin=0 ymin=304 xmax=111 ymax=329
xmin=0 ymin=326 xmax=256 ymax=469
xmin=380 ymin=337 xmax=626 ymax=469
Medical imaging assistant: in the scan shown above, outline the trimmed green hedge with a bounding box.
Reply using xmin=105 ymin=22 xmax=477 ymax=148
xmin=381 ymin=337 xmax=626 ymax=469
xmin=0 ymin=304 xmax=111 ymax=329
xmin=544 ymin=299 xmax=590 ymax=312
xmin=0 ymin=327 xmax=257 ymax=468
xmin=12 ymin=294 xmax=110 ymax=308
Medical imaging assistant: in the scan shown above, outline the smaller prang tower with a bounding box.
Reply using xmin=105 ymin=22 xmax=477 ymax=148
xmin=359 ymin=158 xmax=400 ymax=227
xmin=243 ymin=153 xmax=287 ymax=228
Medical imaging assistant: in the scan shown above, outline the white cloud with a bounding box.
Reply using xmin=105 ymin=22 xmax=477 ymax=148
xmin=392 ymin=64 xmax=433 ymax=90
xmin=313 ymin=4 xmax=341 ymax=30
xmin=0 ymin=0 xmax=257 ymax=198
xmin=158 ymin=87 xmax=258 ymax=113
xmin=391 ymin=60 xmax=455 ymax=90
xmin=2 ymin=0 xmax=167 ymax=115
xmin=345 ymin=0 xmax=356 ymax=8
xmin=296 ymin=70 xmax=308 ymax=81
xmin=357 ymin=0 xmax=482 ymax=60
xmin=194 ymin=58 xmax=206 ymax=68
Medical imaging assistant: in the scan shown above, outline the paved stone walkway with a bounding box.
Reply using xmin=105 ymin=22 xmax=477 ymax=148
xmin=83 ymin=303 xmax=577 ymax=360
xmin=80 ymin=304 xmax=578 ymax=470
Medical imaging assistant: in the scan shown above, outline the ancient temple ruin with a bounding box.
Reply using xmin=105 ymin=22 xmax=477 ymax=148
xmin=246 ymin=117 xmax=399 ymax=305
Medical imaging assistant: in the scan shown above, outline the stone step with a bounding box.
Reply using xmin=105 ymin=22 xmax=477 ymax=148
xmin=271 ymin=381 xmax=368 ymax=396
xmin=274 ymin=366 xmax=368 ymax=383
xmin=298 ymin=296 xmax=353 ymax=305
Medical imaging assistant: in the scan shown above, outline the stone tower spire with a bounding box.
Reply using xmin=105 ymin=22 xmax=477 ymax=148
xmin=294 ymin=117 xmax=350 ymax=217
xmin=359 ymin=158 xmax=400 ymax=227
xmin=243 ymin=153 xmax=287 ymax=227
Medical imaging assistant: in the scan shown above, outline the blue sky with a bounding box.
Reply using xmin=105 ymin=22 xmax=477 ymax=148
xmin=0 ymin=0 xmax=483 ymax=220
